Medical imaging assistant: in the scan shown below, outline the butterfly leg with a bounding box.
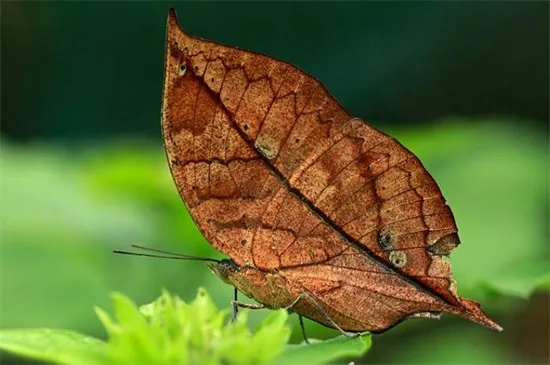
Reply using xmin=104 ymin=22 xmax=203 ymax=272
xmin=285 ymin=292 xmax=359 ymax=339
xmin=231 ymin=287 xmax=238 ymax=321
xmin=231 ymin=287 xmax=265 ymax=322
xmin=298 ymin=315 xmax=310 ymax=344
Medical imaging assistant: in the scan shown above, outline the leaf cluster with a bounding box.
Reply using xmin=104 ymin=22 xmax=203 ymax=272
xmin=0 ymin=289 xmax=370 ymax=365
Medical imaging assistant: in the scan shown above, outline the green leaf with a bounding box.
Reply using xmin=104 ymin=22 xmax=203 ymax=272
xmin=270 ymin=334 xmax=372 ymax=365
xmin=0 ymin=329 xmax=108 ymax=365
xmin=0 ymin=289 xmax=372 ymax=365
xmin=128 ymin=289 xmax=370 ymax=364
xmin=249 ymin=310 xmax=291 ymax=363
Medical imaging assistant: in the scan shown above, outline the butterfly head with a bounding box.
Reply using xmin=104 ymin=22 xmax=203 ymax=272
xmin=207 ymin=259 xmax=240 ymax=285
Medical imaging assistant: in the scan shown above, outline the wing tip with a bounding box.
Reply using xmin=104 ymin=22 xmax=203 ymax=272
xmin=166 ymin=8 xmax=186 ymax=35
xmin=458 ymin=298 xmax=503 ymax=332
xmin=167 ymin=8 xmax=178 ymax=25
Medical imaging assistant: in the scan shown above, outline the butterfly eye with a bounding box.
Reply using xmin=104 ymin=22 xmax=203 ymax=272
xmin=179 ymin=62 xmax=187 ymax=76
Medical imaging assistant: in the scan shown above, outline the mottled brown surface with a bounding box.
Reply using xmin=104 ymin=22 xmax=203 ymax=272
xmin=161 ymin=9 xmax=501 ymax=333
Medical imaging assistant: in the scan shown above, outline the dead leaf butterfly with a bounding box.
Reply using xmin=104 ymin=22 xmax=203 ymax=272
xmin=141 ymin=8 xmax=503 ymax=338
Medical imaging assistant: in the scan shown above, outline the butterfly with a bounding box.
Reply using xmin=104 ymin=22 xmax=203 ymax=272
xmin=118 ymin=8 xmax=502 ymax=342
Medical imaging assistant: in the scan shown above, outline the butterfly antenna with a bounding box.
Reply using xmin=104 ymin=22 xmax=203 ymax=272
xmin=113 ymin=244 xmax=221 ymax=263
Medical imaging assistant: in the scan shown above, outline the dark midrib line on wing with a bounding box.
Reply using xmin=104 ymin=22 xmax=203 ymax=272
xmin=195 ymin=77 xmax=455 ymax=308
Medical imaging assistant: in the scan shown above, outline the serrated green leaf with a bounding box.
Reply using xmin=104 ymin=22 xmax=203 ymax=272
xmin=94 ymin=307 xmax=119 ymax=337
xmin=0 ymin=276 xmax=370 ymax=365
xmin=249 ymin=310 xmax=291 ymax=364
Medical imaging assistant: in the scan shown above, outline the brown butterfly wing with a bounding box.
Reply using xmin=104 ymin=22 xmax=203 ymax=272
xmin=162 ymin=9 xmax=501 ymax=332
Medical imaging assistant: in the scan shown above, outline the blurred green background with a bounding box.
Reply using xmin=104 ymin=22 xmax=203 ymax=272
xmin=1 ymin=2 xmax=549 ymax=364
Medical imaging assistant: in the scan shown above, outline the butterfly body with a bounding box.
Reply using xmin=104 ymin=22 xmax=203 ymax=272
xmin=162 ymin=9 xmax=501 ymax=333
xmin=211 ymin=260 xmax=295 ymax=310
